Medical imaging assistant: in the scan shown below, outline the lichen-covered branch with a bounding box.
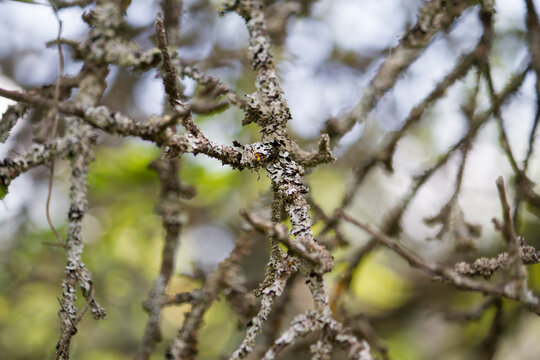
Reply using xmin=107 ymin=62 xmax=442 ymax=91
xmin=229 ymin=257 xmax=292 ymax=360
xmin=0 ymin=103 xmax=26 ymax=143
xmin=454 ymin=244 xmax=540 ymax=278
xmin=340 ymin=212 xmax=540 ymax=315
xmin=0 ymin=135 xmax=76 ymax=188
xmin=53 ymin=2 xmax=125 ymax=357
xmin=261 ymin=311 xmax=373 ymax=360
xmin=0 ymin=90 xmax=263 ymax=170
xmin=53 ymin=63 xmax=111 ymax=356
xmin=4 ymin=0 xmax=540 ymax=359
xmin=54 ymin=123 xmax=106 ymax=360
xmin=240 ymin=209 xmax=333 ymax=273
xmin=226 ymin=0 xmax=334 ymax=279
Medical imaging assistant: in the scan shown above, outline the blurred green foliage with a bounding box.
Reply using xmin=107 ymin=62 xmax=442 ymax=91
xmin=0 ymin=140 xmax=254 ymax=359
xmin=0 ymin=183 xmax=7 ymax=199
xmin=350 ymin=251 xmax=412 ymax=314
xmin=2 ymin=4 xmax=540 ymax=358
xmin=4 ymin=129 xmax=540 ymax=359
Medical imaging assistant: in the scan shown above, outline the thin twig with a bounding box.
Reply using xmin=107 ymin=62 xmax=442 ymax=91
xmin=45 ymin=3 xmax=66 ymax=248
xmin=339 ymin=211 xmax=540 ymax=315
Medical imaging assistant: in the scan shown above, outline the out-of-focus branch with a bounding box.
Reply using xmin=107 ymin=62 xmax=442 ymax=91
xmin=445 ymin=297 xmax=499 ymax=321
xmin=523 ymin=0 xmax=540 ymax=174
xmin=320 ymin=65 xmax=529 ymax=318
xmin=163 ymin=290 xmax=202 ymax=306
xmin=477 ymin=298 xmax=504 ymax=360
xmin=229 ymin=257 xmax=293 ymax=360
xmin=168 ymin=235 xmax=254 ymax=360
xmin=324 ymin=0 xmax=473 ymax=142
xmin=346 ymin=315 xmax=389 ymax=360
xmin=160 ymin=0 xmax=182 ymax=47
xmin=319 ymin=63 xmax=529 ymax=240
xmin=290 ymin=134 xmax=336 ymax=168
xmin=135 ymin=158 xmax=185 ymax=360
xmin=424 ymin=142 xmax=481 ymax=248
xmin=62 ymin=4 xmax=249 ymax=112
xmin=511 ymin=0 xmax=540 ymax=224
xmin=454 ymin=244 xmax=540 ymax=278
xmin=339 ymin=212 xmax=540 ymax=315
xmin=49 ymin=3 xmax=248 ymax=117
xmin=493 ymin=177 xmax=530 ymax=294
xmin=0 ymin=103 xmax=26 ymax=143
xmin=45 ymin=3 xmax=68 ymax=248
xmin=323 ymin=6 xmax=503 ymax=230
xmin=484 ymin=66 xmax=521 ymax=175
xmin=0 ymin=87 xmax=84 ymax=117
xmin=172 ymin=60 xmax=248 ymax=111
xmin=422 ymin=71 xmax=482 ymax=248
xmin=52 ymin=0 xmax=93 ymax=9
xmin=382 ymin=6 xmax=495 ymax=172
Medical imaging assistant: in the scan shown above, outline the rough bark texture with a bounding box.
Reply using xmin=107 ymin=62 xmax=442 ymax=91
xmin=2 ymin=0 xmax=540 ymax=359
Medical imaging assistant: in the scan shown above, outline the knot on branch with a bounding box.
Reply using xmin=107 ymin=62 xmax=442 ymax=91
xmin=68 ymin=204 xmax=86 ymax=220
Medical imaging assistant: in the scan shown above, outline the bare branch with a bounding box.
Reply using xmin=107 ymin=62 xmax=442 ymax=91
xmin=135 ymin=158 xmax=185 ymax=360
xmin=325 ymin=0 xmax=473 ymax=141
xmin=339 ymin=212 xmax=540 ymax=315
xmin=168 ymin=236 xmax=254 ymax=360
